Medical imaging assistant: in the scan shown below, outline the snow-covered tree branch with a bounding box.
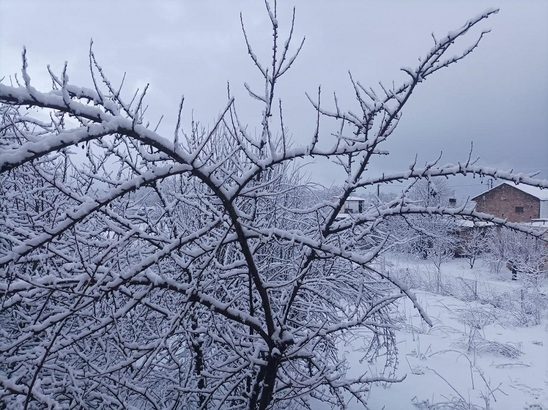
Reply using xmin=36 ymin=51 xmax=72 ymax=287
xmin=0 ymin=3 xmax=546 ymax=409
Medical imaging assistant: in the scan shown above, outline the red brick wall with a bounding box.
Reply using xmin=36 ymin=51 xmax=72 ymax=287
xmin=474 ymin=184 xmax=540 ymax=222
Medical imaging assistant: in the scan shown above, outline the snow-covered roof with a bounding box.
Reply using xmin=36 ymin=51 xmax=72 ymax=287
xmin=346 ymin=196 xmax=366 ymax=202
xmin=472 ymin=183 xmax=548 ymax=201
xmin=456 ymin=219 xmax=548 ymax=233
xmin=528 ymin=219 xmax=548 ymax=226
xmin=332 ymin=196 xmax=366 ymax=202
xmin=513 ymin=184 xmax=548 ymax=201
xmin=456 ymin=220 xmax=494 ymax=228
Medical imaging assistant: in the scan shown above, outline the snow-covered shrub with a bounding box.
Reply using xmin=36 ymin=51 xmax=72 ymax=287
xmin=458 ymin=226 xmax=489 ymax=269
xmin=387 ymin=179 xmax=461 ymax=273
xmin=485 ymin=227 xmax=547 ymax=278
xmin=455 ymin=305 xmax=523 ymax=362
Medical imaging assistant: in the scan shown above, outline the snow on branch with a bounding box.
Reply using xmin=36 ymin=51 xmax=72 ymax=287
xmin=1 ymin=5 xmax=546 ymax=410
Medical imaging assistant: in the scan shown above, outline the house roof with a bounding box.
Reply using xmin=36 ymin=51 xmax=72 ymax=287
xmin=513 ymin=184 xmax=548 ymax=200
xmin=333 ymin=196 xmax=365 ymax=202
xmin=346 ymin=196 xmax=366 ymax=202
xmin=472 ymin=183 xmax=548 ymax=201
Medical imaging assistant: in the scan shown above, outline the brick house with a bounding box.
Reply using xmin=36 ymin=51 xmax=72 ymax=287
xmin=472 ymin=183 xmax=548 ymax=222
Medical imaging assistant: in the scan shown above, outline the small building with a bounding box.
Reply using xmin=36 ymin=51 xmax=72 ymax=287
xmin=333 ymin=196 xmax=366 ymax=219
xmin=340 ymin=196 xmax=366 ymax=214
xmin=471 ymin=183 xmax=548 ymax=222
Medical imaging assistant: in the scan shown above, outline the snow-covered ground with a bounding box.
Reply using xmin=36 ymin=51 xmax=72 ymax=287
xmin=345 ymin=256 xmax=548 ymax=409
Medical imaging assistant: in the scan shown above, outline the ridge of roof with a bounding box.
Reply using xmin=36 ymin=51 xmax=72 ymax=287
xmin=472 ymin=183 xmax=548 ymax=201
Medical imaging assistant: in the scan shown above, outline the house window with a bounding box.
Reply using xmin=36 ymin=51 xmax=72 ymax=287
xmin=515 ymin=206 xmax=524 ymax=214
xmin=448 ymin=198 xmax=456 ymax=206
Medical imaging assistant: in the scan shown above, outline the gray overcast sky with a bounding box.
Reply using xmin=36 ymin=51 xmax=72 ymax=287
xmin=1 ymin=1 xmax=547 ymax=197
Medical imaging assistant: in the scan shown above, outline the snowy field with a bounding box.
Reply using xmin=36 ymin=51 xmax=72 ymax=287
xmin=342 ymin=256 xmax=548 ymax=410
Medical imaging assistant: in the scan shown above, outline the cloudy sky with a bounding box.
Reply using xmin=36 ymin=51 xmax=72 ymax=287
xmin=1 ymin=1 xmax=547 ymax=197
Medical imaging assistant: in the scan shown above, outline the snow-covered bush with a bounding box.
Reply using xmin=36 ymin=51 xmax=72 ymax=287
xmin=389 ymin=179 xmax=461 ymax=272
xmin=0 ymin=4 xmax=546 ymax=409
xmin=485 ymin=227 xmax=547 ymax=279
xmin=458 ymin=226 xmax=489 ymax=269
